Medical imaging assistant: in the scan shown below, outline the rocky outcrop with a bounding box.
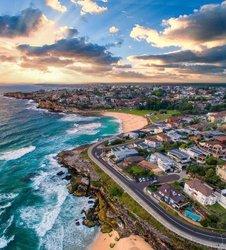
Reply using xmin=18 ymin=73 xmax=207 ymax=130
xmin=57 ymin=146 xmax=171 ymax=250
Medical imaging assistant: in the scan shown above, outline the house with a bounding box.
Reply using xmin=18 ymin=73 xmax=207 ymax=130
xmin=156 ymin=132 xmax=171 ymax=143
xmin=138 ymin=160 xmax=162 ymax=174
xmin=154 ymin=183 xmax=188 ymax=209
xmin=217 ymin=164 xmax=226 ymax=181
xmin=148 ymin=153 xmax=175 ymax=172
xmin=144 ymin=138 xmax=162 ymax=149
xmin=199 ymin=139 xmax=226 ymax=159
xmin=166 ymin=130 xmax=183 ymax=142
xmin=219 ymin=189 xmax=226 ymax=209
xmin=166 ymin=116 xmax=182 ymax=128
xmin=133 ymin=141 xmax=150 ymax=150
xmin=167 ymin=149 xmax=191 ymax=168
xmin=119 ymin=156 xmax=145 ymax=169
xmin=207 ymin=111 xmax=226 ymax=123
xmin=110 ymin=146 xmax=139 ymax=162
xmin=124 ymin=132 xmax=139 ymax=139
xmin=180 ymin=146 xmax=208 ymax=164
xmin=184 ymin=179 xmax=218 ymax=206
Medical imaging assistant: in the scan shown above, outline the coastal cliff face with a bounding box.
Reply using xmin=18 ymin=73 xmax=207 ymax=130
xmin=57 ymin=146 xmax=171 ymax=250
xmin=4 ymin=92 xmax=101 ymax=116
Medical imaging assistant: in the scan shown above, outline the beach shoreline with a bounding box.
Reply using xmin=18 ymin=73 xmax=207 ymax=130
xmin=89 ymin=230 xmax=154 ymax=250
xmin=102 ymin=111 xmax=148 ymax=133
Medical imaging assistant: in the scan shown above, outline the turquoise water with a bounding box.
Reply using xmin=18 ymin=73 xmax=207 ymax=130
xmin=184 ymin=208 xmax=202 ymax=222
xmin=0 ymin=86 xmax=119 ymax=249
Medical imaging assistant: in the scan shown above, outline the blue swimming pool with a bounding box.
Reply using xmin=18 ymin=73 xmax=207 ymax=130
xmin=184 ymin=209 xmax=202 ymax=222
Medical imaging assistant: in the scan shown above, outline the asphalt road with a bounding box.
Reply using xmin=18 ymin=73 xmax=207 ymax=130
xmin=88 ymin=141 xmax=226 ymax=249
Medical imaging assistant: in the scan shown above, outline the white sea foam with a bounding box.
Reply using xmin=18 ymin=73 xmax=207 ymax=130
xmin=61 ymin=114 xmax=96 ymax=122
xmin=67 ymin=122 xmax=101 ymax=135
xmin=0 ymin=215 xmax=15 ymax=248
xmin=0 ymin=193 xmax=18 ymax=202
xmin=0 ymin=146 xmax=36 ymax=161
xmin=20 ymin=154 xmax=69 ymax=238
xmin=0 ymin=235 xmax=14 ymax=249
xmin=0 ymin=202 xmax=12 ymax=210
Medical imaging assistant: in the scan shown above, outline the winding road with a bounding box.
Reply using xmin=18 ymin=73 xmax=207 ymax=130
xmin=88 ymin=141 xmax=226 ymax=249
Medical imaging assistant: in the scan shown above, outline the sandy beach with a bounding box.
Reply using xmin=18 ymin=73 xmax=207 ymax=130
xmin=103 ymin=112 xmax=148 ymax=133
xmin=90 ymin=231 xmax=153 ymax=250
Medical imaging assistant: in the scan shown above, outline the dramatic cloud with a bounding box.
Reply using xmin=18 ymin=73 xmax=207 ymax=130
xmin=0 ymin=8 xmax=43 ymax=38
xmin=45 ymin=0 xmax=67 ymax=12
xmin=18 ymin=37 xmax=120 ymax=66
xmin=134 ymin=45 xmax=226 ymax=64
xmin=109 ymin=26 xmax=119 ymax=34
xmin=130 ymin=1 xmax=226 ymax=50
xmin=130 ymin=45 xmax=226 ymax=76
xmin=71 ymin=0 xmax=107 ymax=15
xmin=65 ymin=28 xmax=78 ymax=38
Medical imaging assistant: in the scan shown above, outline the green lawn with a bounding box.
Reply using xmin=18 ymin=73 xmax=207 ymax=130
xmin=206 ymin=203 xmax=226 ymax=229
xmin=150 ymin=110 xmax=181 ymax=122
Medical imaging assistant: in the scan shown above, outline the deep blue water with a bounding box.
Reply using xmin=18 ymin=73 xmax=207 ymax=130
xmin=0 ymin=85 xmax=119 ymax=249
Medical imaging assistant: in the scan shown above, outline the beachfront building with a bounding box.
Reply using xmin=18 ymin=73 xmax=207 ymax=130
xmin=184 ymin=179 xmax=218 ymax=206
xmin=180 ymin=146 xmax=208 ymax=164
xmin=110 ymin=146 xmax=138 ymax=163
xmin=148 ymin=153 xmax=175 ymax=172
xmin=154 ymin=183 xmax=188 ymax=209
xmin=167 ymin=149 xmax=190 ymax=168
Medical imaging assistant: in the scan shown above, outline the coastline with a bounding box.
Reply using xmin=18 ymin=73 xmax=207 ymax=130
xmin=89 ymin=230 xmax=154 ymax=250
xmin=102 ymin=111 xmax=148 ymax=133
xmin=4 ymin=94 xmax=161 ymax=250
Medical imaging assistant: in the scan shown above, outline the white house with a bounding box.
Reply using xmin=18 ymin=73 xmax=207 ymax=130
xmin=110 ymin=146 xmax=138 ymax=162
xmin=219 ymin=189 xmax=226 ymax=209
xmin=148 ymin=153 xmax=175 ymax=172
xmin=144 ymin=138 xmax=162 ymax=148
xmin=184 ymin=179 xmax=218 ymax=206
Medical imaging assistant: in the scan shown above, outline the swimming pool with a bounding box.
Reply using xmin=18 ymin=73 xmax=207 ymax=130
xmin=184 ymin=208 xmax=202 ymax=222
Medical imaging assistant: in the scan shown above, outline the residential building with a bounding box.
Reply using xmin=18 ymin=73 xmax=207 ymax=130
xmin=184 ymin=179 xmax=218 ymax=206
xmin=148 ymin=153 xmax=175 ymax=172
xmin=138 ymin=160 xmax=162 ymax=174
xmin=167 ymin=149 xmax=191 ymax=168
xmin=199 ymin=139 xmax=226 ymax=159
xmin=154 ymin=183 xmax=188 ymax=209
xmin=219 ymin=189 xmax=226 ymax=209
xmin=207 ymin=111 xmax=226 ymax=123
xmin=156 ymin=132 xmax=171 ymax=143
xmin=110 ymin=146 xmax=139 ymax=162
xmin=144 ymin=138 xmax=162 ymax=148
xmin=180 ymin=146 xmax=208 ymax=164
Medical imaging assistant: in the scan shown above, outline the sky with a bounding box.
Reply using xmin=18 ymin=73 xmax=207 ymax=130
xmin=0 ymin=0 xmax=226 ymax=84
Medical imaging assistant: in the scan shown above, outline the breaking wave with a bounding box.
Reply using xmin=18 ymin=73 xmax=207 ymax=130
xmin=67 ymin=122 xmax=101 ymax=135
xmin=0 ymin=146 xmax=36 ymax=161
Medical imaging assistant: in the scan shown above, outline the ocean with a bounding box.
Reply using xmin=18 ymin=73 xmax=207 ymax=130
xmin=0 ymin=85 xmax=120 ymax=250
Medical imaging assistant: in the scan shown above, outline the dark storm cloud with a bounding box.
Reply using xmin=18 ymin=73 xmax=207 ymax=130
xmin=18 ymin=37 xmax=120 ymax=66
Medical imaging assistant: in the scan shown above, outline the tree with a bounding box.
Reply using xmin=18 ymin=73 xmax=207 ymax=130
xmin=206 ymin=156 xmax=218 ymax=166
